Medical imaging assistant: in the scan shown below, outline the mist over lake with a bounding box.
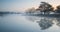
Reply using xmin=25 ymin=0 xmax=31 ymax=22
xmin=1 ymin=0 xmax=60 ymax=32
xmin=0 ymin=14 xmax=60 ymax=32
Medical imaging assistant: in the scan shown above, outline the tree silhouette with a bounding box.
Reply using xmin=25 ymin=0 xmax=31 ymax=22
xmin=55 ymin=5 xmax=60 ymax=13
xmin=38 ymin=2 xmax=54 ymax=13
xmin=25 ymin=7 xmax=36 ymax=14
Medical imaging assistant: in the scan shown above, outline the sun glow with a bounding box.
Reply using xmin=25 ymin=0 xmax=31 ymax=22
xmin=52 ymin=4 xmax=60 ymax=10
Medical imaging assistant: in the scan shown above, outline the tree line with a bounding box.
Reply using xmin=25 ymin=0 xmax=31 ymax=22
xmin=26 ymin=2 xmax=60 ymax=13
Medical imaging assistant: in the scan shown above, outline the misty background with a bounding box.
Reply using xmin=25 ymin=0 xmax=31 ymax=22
xmin=0 ymin=0 xmax=60 ymax=32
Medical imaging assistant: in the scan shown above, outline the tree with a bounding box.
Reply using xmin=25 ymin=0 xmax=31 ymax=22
xmin=25 ymin=7 xmax=36 ymax=14
xmin=55 ymin=5 xmax=60 ymax=13
xmin=38 ymin=2 xmax=54 ymax=13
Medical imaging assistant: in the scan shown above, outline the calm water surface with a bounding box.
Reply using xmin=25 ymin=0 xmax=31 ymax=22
xmin=0 ymin=14 xmax=60 ymax=32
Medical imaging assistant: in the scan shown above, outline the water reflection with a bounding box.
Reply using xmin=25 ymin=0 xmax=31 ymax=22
xmin=56 ymin=18 xmax=60 ymax=26
xmin=26 ymin=16 xmax=60 ymax=30
xmin=26 ymin=16 xmax=41 ymax=22
xmin=0 ymin=14 xmax=60 ymax=31
xmin=38 ymin=18 xmax=54 ymax=30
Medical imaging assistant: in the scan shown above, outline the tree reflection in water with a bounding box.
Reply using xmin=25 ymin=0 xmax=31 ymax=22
xmin=37 ymin=17 xmax=54 ymax=30
xmin=26 ymin=16 xmax=60 ymax=30
xmin=56 ymin=18 xmax=60 ymax=26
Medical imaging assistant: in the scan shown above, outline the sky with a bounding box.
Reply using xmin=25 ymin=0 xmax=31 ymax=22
xmin=0 ymin=0 xmax=60 ymax=12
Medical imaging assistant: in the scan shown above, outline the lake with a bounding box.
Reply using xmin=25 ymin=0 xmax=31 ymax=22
xmin=0 ymin=14 xmax=60 ymax=32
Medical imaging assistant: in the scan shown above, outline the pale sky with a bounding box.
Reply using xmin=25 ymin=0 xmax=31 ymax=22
xmin=0 ymin=0 xmax=60 ymax=12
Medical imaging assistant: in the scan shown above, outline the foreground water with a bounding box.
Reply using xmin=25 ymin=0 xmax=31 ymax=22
xmin=0 ymin=14 xmax=60 ymax=32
